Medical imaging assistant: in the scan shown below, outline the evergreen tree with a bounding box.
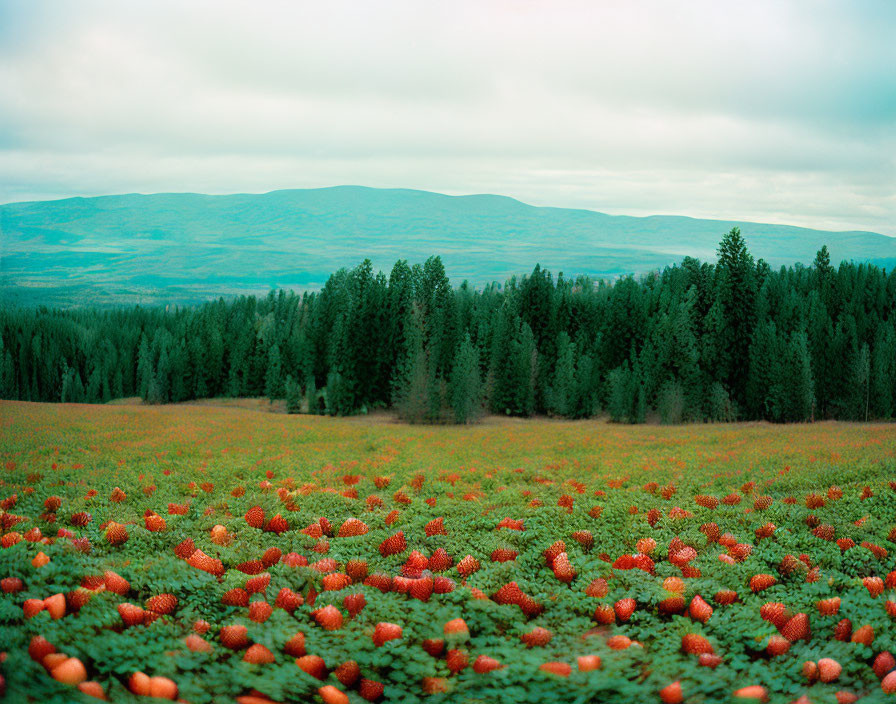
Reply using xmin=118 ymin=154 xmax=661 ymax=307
xmin=284 ymin=375 xmax=301 ymax=413
xmin=265 ymin=344 xmax=283 ymax=402
xmin=546 ymin=331 xmax=576 ymax=417
xmin=450 ymin=334 xmax=482 ymax=424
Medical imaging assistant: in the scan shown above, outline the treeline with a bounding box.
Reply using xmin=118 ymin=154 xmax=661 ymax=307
xmin=2 ymin=229 xmax=895 ymax=424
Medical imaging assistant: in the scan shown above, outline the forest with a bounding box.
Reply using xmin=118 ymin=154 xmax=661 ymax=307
xmin=2 ymin=229 xmax=895 ymax=424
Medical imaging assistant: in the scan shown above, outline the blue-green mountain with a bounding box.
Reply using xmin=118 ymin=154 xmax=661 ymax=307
xmin=2 ymin=186 xmax=893 ymax=307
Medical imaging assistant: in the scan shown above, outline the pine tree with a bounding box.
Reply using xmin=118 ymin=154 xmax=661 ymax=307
xmin=547 ymin=331 xmax=576 ymax=417
xmin=265 ymin=344 xmax=283 ymax=401
xmin=450 ymin=333 xmax=482 ymax=424
xmin=871 ymin=323 xmax=895 ymax=418
xmin=393 ymin=305 xmax=435 ymax=423
xmin=284 ymin=375 xmax=301 ymax=413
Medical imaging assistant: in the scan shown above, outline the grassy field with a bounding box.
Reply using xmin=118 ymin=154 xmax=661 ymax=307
xmin=1 ymin=401 xmax=895 ymax=703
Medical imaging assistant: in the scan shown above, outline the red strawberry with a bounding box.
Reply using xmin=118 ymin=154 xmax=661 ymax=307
xmin=243 ymin=644 xmax=275 ymax=664
xmin=223 ymin=588 xmax=250 ymax=606
xmin=261 ymin=546 xmax=282 ymax=567
xmin=104 ymin=571 xmax=130 ymax=595
xmin=457 ymin=554 xmax=480 ymax=577
xmin=379 ymin=531 xmax=407 ymax=557
xmin=490 ymin=548 xmax=518 ymax=563
xmin=174 ymin=538 xmax=196 ymax=559
xmin=851 ymin=624 xmax=874 ymax=645
xmin=816 ymin=597 xmax=840 ymax=616
xmin=105 ymin=522 xmax=128 ymax=545
xmin=373 ymin=622 xmax=403 ymax=647
xmin=429 ymin=548 xmax=453 ymax=572
xmin=425 ymin=517 xmax=446 ymax=536
xmin=434 ymin=576 xmax=455 ymax=593
xmin=1 ymin=577 xmax=24 ymax=593
xmin=423 ymin=638 xmax=445 ymax=656
xmin=698 ymin=653 xmax=723 ymax=668
xmin=346 ymin=559 xmax=369 ymax=581
xmin=681 ymin=634 xmax=714 ymax=655
xmin=615 ymin=598 xmax=636 ymax=622
xmin=246 ymin=573 xmax=271 ymax=594
xmin=220 ymin=625 xmax=249 ymax=650
xmin=358 ymin=678 xmax=384 ymax=702
xmin=818 ymin=658 xmax=842 ymax=683
xmin=593 ymin=604 xmax=615 ymax=624
xmin=540 ymin=662 xmax=572 ymax=677
xmin=833 ymin=618 xmax=852 ymax=642
xmin=864 ymin=576 xmax=884 ymax=597
xmin=146 ymin=594 xmax=177 ymax=615
xmin=184 ymin=634 xmax=212 ymax=653
xmin=473 ymin=655 xmax=503 ymax=673
xmin=275 ymin=587 xmax=303 ymax=612
xmin=781 ymin=613 xmax=810 ymax=642
xmin=660 ymin=681 xmax=683 ymax=704
xmin=552 ymin=552 xmax=577 ymax=584
xmin=571 ymin=530 xmax=594 ymax=550
xmin=322 ymin=573 xmax=352 ymax=591
xmin=364 ymin=573 xmax=392 ymax=592
xmin=760 ymin=602 xmax=789 ymax=629
xmin=337 ymin=518 xmax=369 ymax=537
xmin=296 ymin=655 xmax=327 ymax=680
xmin=334 ymin=660 xmax=361 ymax=687
xmin=585 ymin=579 xmax=609 ymax=598
xmin=144 ymin=513 xmax=166 ymax=532
xmin=543 ymin=540 xmax=566 ymax=566
xmin=118 ymin=602 xmax=145 ymax=627
xmin=249 ymin=600 xmax=273 ymax=623
xmin=520 ymin=627 xmax=552 ymax=647
xmin=235 ymin=560 xmax=265 ymax=575
xmin=766 ymin=635 xmax=790 ymax=657
xmin=245 ymin=506 xmax=265 ymax=528
xmin=283 ymin=631 xmax=306 ymax=657
xmin=312 ymin=604 xmax=343 ymax=630
xmin=265 ymin=514 xmax=289 ymax=534
xmin=750 ymin=574 xmax=777 ymax=592
xmin=29 ymin=635 xmax=56 ymax=662
xmin=873 ymin=651 xmax=895 ymax=679
xmin=23 ymin=598 xmax=45 ymax=618
xmin=688 ymin=596 xmax=713 ymax=623
xmin=446 ymin=649 xmax=469 ymax=673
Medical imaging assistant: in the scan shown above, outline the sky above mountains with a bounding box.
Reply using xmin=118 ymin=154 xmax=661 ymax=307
xmin=1 ymin=1 xmax=894 ymax=235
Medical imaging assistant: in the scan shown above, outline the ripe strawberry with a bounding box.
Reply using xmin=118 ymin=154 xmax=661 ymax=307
xmin=607 ymin=635 xmax=633 ymax=650
xmin=681 ymin=634 xmax=713 ymax=655
xmin=818 ymin=658 xmax=842 ymax=683
xmin=264 ymin=514 xmax=289 ymax=534
xmin=312 ymin=604 xmax=343 ymax=631
xmin=658 ymin=596 xmax=686 ymax=614
xmin=884 ymin=672 xmax=896 ymax=694
xmin=220 ymin=625 xmax=249 ymax=649
xmin=750 ymin=574 xmax=777 ymax=592
xmin=833 ymin=618 xmax=852 ymax=641
xmin=760 ymin=602 xmax=789 ymax=629
xmin=174 ymin=538 xmax=196 ymax=560
xmin=577 ymin=655 xmax=602 ymax=671
xmin=851 ymin=624 xmax=874 ymax=645
xmin=803 ymin=661 xmax=818 ymax=682
xmin=334 ymin=660 xmax=361 ymax=688
xmin=864 ymin=576 xmax=884 ymax=597
xmin=446 ymin=649 xmax=469 ymax=673
xmin=236 ymin=560 xmax=265 ymax=575
xmin=104 ymin=571 xmax=130 ymax=595
xmin=145 ymin=594 xmax=177 ymax=615
xmin=223 ymin=588 xmax=250 ymax=606
xmin=585 ymin=578 xmax=609 ymax=598
xmin=781 ymin=613 xmax=810 ymax=642
xmin=337 ymin=518 xmax=369 ymax=537
xmin=520 ymin=626 xmax=552 ymax=647
xmin=766 ymin=635 xmax=790 ymax=657
xmin=615 ymin=598 xmax=636 ymax=622
xmin=473 ymin=655 xmax=503 ymax=673
xmin=245 ymin=506 xmax=265 ymax=528
xmin=243 ymin=644 xmax=275 ymax=664
xmin=373 ymin=622 xmax=403 ymax=646
xmin=688 ymin=596 xmax=713 ymax=623
xmin=105 ymin=522 xmax=128 ymax=546
xmin=283 ymin=631 xmax=306 ymax=657
xmin=429 ymin=548 xmax=453 ymax=571
xmin=187 ymin=549 xmax=224 ymax=576
xmin=364 ymin=573 xmax=393 ymax=592
xmin=660 ymin=681 xmax=683 ymax=704
xmin=70 ymin=511 xmax=91 ymax=527
xmin=543 ymin=540 xmax=566 ymax=566
xmin=358 ymin=678 xmax=384 ymax=702
xmin=540 ymin=662 xmax=571 ymax=677
xmin=733 ymin=686 xmax=768 ymax=701
xmin=118 ymin=602 xmax=145 ymax=627
xmin=817 ymin=597 xmax=840 ymax=616
xmin=185 ymin=634 xmax=212 ymax=653
xmin=873 ymin=651 xmax=895 ymax=679
xmin=457 ymin=554 xmax=480 ymax=577
xmin=434 ymin=575 xmax=455 ymax=593
xmin=409 ymin=575 xmax=434 ymax=602
xmin=1 ymin=577 xmax=23 ymax=593
xmin=552 ymin=552 xmax=577 ymax=583
xmin=246 ymin=573 xmax=271 ymax=594
xmin=296 ymin=655 xmax=327 ymax=680
xmin=261 ymin=546 xmax=282 ymax=567
xmin=144 ymin=513 xmax=166 ymax=532
xmin=425 ymin=517 xmax=446 ymax=536
xmin=275 ymin=587 xmax=303 ymax=612
xmin=593 ymin=604 xmax=616 ymax=624
xmin=322 ymin=573 xmax=352 ymax=591
xmin=23 ymin=598 xmax=45 ymax=618
xmin=698 ymin=653 xmax=723 ymax=668
xmin=423 ymin=638 xmax=445 ymax=657
xmin=249 ymin=600 xmax=273 ymax=623
xmin=379 ymin=531 xmax=407 ymax=557
xmin=193 ymin=619 xmax=210 ymax=634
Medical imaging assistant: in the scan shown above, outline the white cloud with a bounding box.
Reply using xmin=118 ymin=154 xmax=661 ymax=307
xmin=1 ymin=0 xmax=894 ymax=234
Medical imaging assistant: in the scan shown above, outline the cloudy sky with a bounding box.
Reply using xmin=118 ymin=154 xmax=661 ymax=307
xmin=1 ymin=0 xmax=894 ymax=234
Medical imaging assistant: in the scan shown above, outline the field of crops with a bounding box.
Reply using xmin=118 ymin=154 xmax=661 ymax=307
xmin=1 ymin=400 xmax=895 ymax=703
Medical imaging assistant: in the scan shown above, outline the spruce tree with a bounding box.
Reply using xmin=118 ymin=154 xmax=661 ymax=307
xmin=450 ymin=333 xmax=482 ymax=424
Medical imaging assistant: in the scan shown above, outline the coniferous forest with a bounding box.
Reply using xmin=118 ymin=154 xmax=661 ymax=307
xmin=3 ymin=229 xmax=895 ymax=424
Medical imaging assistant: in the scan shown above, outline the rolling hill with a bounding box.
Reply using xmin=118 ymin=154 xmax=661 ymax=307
xmin=2 ymin=186 xmax=894 ymax=307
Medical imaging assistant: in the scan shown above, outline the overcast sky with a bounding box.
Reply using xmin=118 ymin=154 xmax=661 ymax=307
xmin=1 ymin=0 xmax=894 ymax=234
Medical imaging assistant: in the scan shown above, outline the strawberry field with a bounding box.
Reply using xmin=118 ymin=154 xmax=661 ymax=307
xmin=1 ymin=400 xmax=895 ymax=703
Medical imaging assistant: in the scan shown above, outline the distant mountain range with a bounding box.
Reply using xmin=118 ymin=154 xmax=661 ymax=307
xmin=2 ymin=186 xmax=894 ymax=307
